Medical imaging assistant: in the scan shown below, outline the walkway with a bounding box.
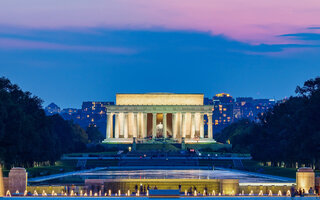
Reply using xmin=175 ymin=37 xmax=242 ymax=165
xmin=28 ymin=167 xmax=108 ymax=183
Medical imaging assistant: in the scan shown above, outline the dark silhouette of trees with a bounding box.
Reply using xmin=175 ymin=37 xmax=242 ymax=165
xmin=215 ymin=77 xmax=320 ymax=169
xmin=86 ymin=124 xmax=104 ymax=144
xmin=0 ymin=77 xmax=88 ymax=168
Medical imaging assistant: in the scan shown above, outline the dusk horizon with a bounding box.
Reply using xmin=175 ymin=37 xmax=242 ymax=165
xmin=1 ymin=0 xmax=320 ymax=108
xmin=1 ymin=1 xmax=320 ymax=198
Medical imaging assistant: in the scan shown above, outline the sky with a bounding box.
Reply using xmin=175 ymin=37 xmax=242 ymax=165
xmin=0 ymin=0 xmax=320 ymax=108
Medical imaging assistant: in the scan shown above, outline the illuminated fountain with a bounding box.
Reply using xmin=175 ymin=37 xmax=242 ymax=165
xmin=278 ymin=190 xmax=282 ymax=196
xmin=24 ymin=190 xmax=28 ymax=196
xmin=14 ymin=190 xmax=19 ymax=195
xmin=108 ymin=189 xmax=112 ymax=196
xmin=80 ymin=190 xmax=83 ymax=196
xmin=42 ymin=190 xmax=47 ymax=196
xmin=6 ymin=190 xmax=11 ymax=197
xmin=84 ymin=192 xmax=87 ymax=196
xmin=70 ymin=190 xmax=74 ymax=196
xmin=249 ymin=190 xmax=254 ymax=196
xmin=194 ymin=190 xmax=197 ymax=196
xmin=268 ymin=190 xmax=273 ymax=196
xmin=127 ymin=189 xmax=130 ymax=196
xmin=258 ymin=190 xmax=263 ymax=196
xmin=185 ymin=190 xmax=187 ymax=196
xmin=212 ymin=190 xmax=216 ymax=196
xmin=94 ymin=192 xmax=98 ymax=197
xmin=89 ymin=190 xmax=92 ymax=196
xmin=286 ymin=190 xmax=291 ymax=196
xmin=33 ymin=190 xmax=38 ymax=196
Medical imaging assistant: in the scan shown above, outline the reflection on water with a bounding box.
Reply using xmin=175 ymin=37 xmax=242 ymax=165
xmin=2 ymin=197 xmax=318 ymax=200
xmin=73 ymin=169 xmax=290 ymax=183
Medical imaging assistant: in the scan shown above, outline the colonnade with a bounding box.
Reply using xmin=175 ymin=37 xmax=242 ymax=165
xmin=106 ymin=112 xmax=213 ymax=140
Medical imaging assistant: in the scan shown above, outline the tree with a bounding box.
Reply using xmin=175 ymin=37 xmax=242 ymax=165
xmin=215 ymin=76 xmax=320 ymax=169
xmin=0 ymin=77 xmax=89 ymax=168
xmin=86 ymin=124 xmax=104 ymax=143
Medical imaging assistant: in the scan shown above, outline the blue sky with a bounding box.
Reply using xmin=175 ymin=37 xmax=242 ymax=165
xmin=0 ymin=1 xmax=320 ymax=108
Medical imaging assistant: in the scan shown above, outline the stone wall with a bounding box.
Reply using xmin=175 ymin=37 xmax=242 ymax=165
xmin=240 ymin=185 xmax=293 ymax=195
xmin=296 ymin=167 xmax=315 ymax=193
xmin=8 ymin=167 xmax=27 ymax=193
xmin=86 ymin=179 xmax=239 ymax=195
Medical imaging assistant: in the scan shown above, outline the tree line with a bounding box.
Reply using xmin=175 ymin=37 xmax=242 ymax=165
xmin=214 ymin=77 xmax=320 ymax=169
xmin=0 ymin=77 xmax=104 ymax=169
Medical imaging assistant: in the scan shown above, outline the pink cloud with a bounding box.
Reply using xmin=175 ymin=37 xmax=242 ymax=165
xmin=0 ymin=38 xmax=137 ymax=54
xmin=0 ymin=0 xmax=320 ymax=44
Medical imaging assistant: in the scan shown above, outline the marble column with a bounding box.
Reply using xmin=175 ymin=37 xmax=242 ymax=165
xmin=133 ymin=113 xmax=138 ymax=138
xmin=172 ymin=113 xmax=177 ymax=139
xmin=152 ymin=113 xmax=157 ymax=138
xmin=115 ymin=113 xmax=120 ymax=139
xmin=123 ymin=113 xmax=128 ymax=138
xmin=144 ymin=113 xmax=147 ymax=138
xmin=163 ymin=113 xmax=167 ymax=139
xmin=136 ymin=112 xmax=140 ymax=138
xmin=200 ymin=113 xmax=204 ymax=138
xmin=182 ymin=113 xmax=186 ymax=138
xmin=191 ymin=113 xmax=196 ymax=139
xmin=106 ymin=112 xmax=113 ymax=139
xmin=208 ymin=113 xmax=213 ymax=139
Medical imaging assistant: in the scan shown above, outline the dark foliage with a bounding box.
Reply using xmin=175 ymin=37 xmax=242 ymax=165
xmin=86 ymin=124 xmax=104 ymax=144
xmin=215 ymin=77 xmax=320 ymax=168
xmin=0 ymin=77 xmax=88 ymax=168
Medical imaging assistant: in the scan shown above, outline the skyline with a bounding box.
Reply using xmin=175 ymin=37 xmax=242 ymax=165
xmin=1 ymin=0 xmax=320 ymax=108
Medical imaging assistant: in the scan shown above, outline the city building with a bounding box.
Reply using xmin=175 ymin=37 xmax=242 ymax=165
xmin=78 ymin=101 xmax=114 ymax=133
xmin=203 ymin=97 xmax=213 ymax=105
xmin=60 ymin=108 xmax=80 ymax=121
xmin=44 ymin=103 xmax=61 ymax=115
xmin=234 ymin=97 xmax=275 ymax=121
xmin=103 ymin=93 xmax=215 ymax=144
xmin=212 ymin=93 xmax=234 ymax=133
xmin=45 ymin=101 xmax=114 ymax=135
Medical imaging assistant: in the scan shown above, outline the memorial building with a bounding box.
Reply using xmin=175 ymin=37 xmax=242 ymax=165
xmin=103 ymin=93 xmax=215 ymax=144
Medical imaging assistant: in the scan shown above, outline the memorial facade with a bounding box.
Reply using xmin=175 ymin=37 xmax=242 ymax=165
xmin=103 ymin=93 xmax=214 ymax=143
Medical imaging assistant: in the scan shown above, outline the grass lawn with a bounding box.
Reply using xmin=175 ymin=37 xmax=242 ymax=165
xmin=64 ymin=151 xmax=120 ymax=157
xmin=26 ymin=161 xmax=77 ymax=178
xmin=242 ymin=160 xmax=297 ymax=179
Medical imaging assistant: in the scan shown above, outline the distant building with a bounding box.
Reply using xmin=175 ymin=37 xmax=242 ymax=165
xmin=60 ymin=108 xmax=80 ymax=121
xmin=234 ymin=97 xmax=275 ymax=121
xmin=203 ymin=97 xmax=213 ymax=105
xmin=78 ymin=101 xmax=114 ymax=134
xmin=45 ymin=101 xmax=115 ymax=135
xmin=44 ymin=103 xmax=60 ymax=115
xmin=212 ymin=93 xmax=234 ymax=133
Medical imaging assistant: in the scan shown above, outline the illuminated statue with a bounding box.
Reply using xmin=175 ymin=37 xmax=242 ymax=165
xmin=156 ymin=122 xmax=163 ymax=136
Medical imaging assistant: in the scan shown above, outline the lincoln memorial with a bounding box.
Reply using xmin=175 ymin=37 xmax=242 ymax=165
xmin=103 ymin=93 xmax=215 ymax=144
